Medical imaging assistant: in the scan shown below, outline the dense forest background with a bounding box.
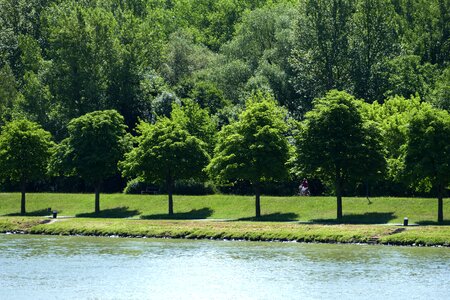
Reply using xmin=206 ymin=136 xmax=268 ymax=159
xmin=0 ymin=0 xmax=449 ymax=195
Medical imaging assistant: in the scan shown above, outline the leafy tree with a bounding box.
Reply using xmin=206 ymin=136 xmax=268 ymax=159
xmin=431 ymin=66 xmax=450 ymax=111
xmin=0 ymin=63 xmax=20 ymax=125
xmin=0 ymin=0 xmax=53 ymax=77
xmin=161 ymin=30 xmax=215 ymax=86
xmin=0 ymin=119 xmax=54 ymax=214
xmin=171 ymin=99 xmax=217 ymax=153
xmin=404 ymin=107 xmax=450 ymax=223
xmin=207 ymin=92 xmax=290 ymax=218
xmin=187 ymin=80 xmax=227 ymax=115
xmin=395 ymin=0 xmax=449 ymax=65
xmin=16 ymin=35 xmax=55 ymax=131
xmin=293 ymin=90 xmax=385 ymax=220
xmin=350 ymin=0 xmax=400 ymax=101
xmin=121 ymin=118 xmax=209 ymax=216
xmin=221 ymin=3 xmax=298 ymax=115
xmin=360 ymin=96 xmax=423 ymax=183
xmin=51 ymin=110 xmax=130 ymax=213
xmin=43 ymin=3 xmax=121 ymax=122
xmin=151 ymin=91 xmax=181 ymax=120
xmin=380 ymin=55 xmax=437 ymax=101
xmin=290 ymin=0 xmax=354 ymax=108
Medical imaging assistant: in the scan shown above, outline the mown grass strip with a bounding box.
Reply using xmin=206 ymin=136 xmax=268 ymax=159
xmin=1 ymin=217 xmax=448 ymax=246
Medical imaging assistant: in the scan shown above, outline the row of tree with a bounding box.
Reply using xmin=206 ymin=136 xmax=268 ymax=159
xmin=1 ymin=90 xmax=448 ymax=222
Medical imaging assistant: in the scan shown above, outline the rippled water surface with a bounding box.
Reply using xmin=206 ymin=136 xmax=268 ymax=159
xmin=0 ymin=234 xmax=449 ymax=299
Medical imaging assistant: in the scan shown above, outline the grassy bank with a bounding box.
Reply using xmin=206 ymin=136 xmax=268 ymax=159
xmin=0 ymin=193 xmax=449 ymax=224
xmin=0 ymin=217 xmax=449 ymax=246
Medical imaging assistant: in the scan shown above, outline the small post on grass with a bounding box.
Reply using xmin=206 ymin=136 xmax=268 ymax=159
xmin=52 ymin=210 xmax=58 ymax=219
xmin=403 ymin=217 xmax=408 ymax=226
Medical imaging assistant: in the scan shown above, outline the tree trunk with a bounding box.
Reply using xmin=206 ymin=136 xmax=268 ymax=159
xmin=335 ymin=173 xmax=343 ymax=221
xmin=95 ymin=185 xmax=100 ymax=214
xmin=255 ymin=181 xmax=261 ymax=218
xmin=438 ymin=183 xmax=444 ymax=223
xmin=20 ymin=181 xmax=26 ymax=215
xmin=167 ymin=177 xmax=174 ymax=216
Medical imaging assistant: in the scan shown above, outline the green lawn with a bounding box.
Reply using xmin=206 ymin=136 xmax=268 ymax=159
xmin=0 ymin=193 xmax=449 ymax=224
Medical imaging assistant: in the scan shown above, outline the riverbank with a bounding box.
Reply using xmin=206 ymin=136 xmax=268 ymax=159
xmin=1 ymin=217 xmax=449 ymax=246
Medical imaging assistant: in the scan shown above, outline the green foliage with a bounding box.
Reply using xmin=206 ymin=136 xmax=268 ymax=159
xmin=290 ymin=0 xmax=354 ymax=106
xmin=294 ymin=90 xmax=386 ymax=219
xmin=0 ymin=63 xmax=20 ymax=124
xmin=294 ymin=90 xmax=385 ymax=183
xmin=0 ymin=119 xmax=54 ymax=184
xmin=0 ymin=119 xmax=54 ymax=214
xmin=187 ymin=80 xmax=227 ymax=115
xmin=151 ymin=91 xmax=181 ymax=120
xmin=360 ymin=96 xmax=425 ymax=181
xmin=208 ymin=91 xmax=290 ymax=184
xmin=405 ymin=107 xmax=450 ymax=189
xmin=381 ymin=55 xmax=437 ymax=101
xmin=431 ymin=67 xmax=450 ymax=111
xmin=0 ymin=0 xmax=449 ymax=200
xmin=350 ymin=0 xmax=400 ymax=101
xmin=121 ymin=118 xmax=209 ymax=184
xmin=171 ymin=99 xmax=217 ymax=153
xmin=404 ymin=106 xmax=450 ymax=221
xmin=52 ymin=110 xmax=130 ymax=185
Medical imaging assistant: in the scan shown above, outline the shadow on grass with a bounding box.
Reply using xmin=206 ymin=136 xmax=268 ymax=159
xmin=6 ymin=208 xmax=53 ymax=217
xmin=141 ymin=208 xmax=214 ymax=220
xmin=416 ymin=220 xmax=450 ymax=226
xmin=237 ymin=212 xmax=299 ymax=222
xmin=76 ymin=207 xmax=140 ymax=218
xmin=312 ymin=212 xmax=397 ymax=224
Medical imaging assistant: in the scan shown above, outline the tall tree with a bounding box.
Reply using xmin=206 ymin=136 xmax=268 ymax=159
xmin=0 ymin=119 xmax=54 ymax=214
xmin=293 ymin=90 xmax=385 ymax=220
xmin=290 ymin=0 xmax=355 ymax=109
xmin=207 ymin=92 xmax=290 ymax=218
xmin=404 ymin=106 xmax=450 ymax=223
xmin=350 ymin=0 xmax=400 ymax=101
xmin=43 ymin=3 xmax=121 ymax=123
xmin=0 ymin=63 xmax=20 ymax=125
xmin=51 ymin=110 xmax=130 ymax=213
xmin=120 ymin=117 xmax=209 ymax=216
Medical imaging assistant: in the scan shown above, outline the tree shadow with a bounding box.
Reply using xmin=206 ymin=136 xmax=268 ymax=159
xmin=141 ymin=208 xmax=214 ymax=220
xmin=237 ymin=212 xmax=299 ymax=222
xmin=76 ymin=207 xmax=140 ymax=218
xmin=6 ymin=208 xmax=53 ymax=217
xmin=416 ymin=220 xmax=450 ymax=226
xmin=312 ymin=212 xmax=397 ymax=224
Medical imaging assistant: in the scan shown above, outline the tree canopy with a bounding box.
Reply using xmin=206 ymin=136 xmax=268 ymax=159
xmin=121 ymin=116 xmax=209 ymax=215
xmin=293 ymin=90 xmax=385 ymax=220
xmin=0 ymin=119 xmax=54 ymax=214
xmin=51 ymin=110 xmax=130 ymax=213
xmin=404 ymin=107 xmax=450 ymax=223
xmin=207 ymin=92 xmax=291 ymax=217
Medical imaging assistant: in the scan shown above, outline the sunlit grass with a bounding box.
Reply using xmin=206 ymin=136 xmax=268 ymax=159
xmin=0 ymin=193 xmax=449 ymax=224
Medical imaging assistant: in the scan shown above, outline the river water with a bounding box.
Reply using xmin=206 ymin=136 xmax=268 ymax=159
xmin=0 ymin=234 xmax=449 ymax=299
